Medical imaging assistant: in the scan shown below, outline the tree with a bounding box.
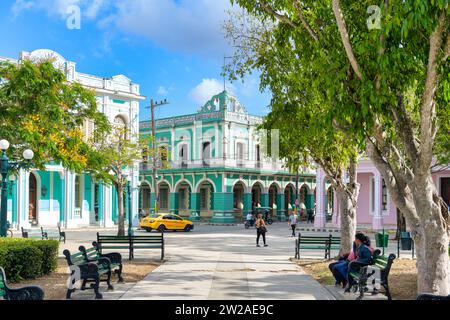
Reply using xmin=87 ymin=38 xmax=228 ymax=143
xmin=225 ymin=10 xmax=363 ymax=254
xmin=91 ymin=126 xmax=152 ymax=236
xmin=230 ymin=0 xmax=450 ymax=294
xmin=0 ymin=60 xmax=110 ymax=172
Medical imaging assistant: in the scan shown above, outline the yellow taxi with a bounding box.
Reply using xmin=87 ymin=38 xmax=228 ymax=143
xmin=140 ymin=213 xmax=194 ymax=232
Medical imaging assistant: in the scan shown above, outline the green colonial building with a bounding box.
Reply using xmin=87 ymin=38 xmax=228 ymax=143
xmin=139 ymin=91 xmax=318 ymax=223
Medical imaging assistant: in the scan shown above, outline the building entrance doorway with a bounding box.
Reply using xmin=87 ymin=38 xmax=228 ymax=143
xmin=29 ymin=173 xmax=38 ymax=225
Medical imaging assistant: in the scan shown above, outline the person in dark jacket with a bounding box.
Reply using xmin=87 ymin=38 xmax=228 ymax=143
xmin=344 ymin=233 xmax=373 ymax=292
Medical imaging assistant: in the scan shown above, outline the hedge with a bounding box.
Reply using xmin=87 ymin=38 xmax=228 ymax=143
xmin=0 ymin=238 xmax=59 ymax=282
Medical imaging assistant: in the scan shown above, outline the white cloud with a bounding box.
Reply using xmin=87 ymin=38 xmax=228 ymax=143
xmin=12 ymin=0 xmax=236 ymax=57
xmin=190 ymin=78 xmax=236 ymax=106
xmin=11 ymin=0 xmax=34 ymax=18
xmin=112 ymin=0 xmax=234 ymax=57
xmin=11 ymin=0 xmax=108 ymax=19
xmin=157 ymin=86 xmax=169 ymax=96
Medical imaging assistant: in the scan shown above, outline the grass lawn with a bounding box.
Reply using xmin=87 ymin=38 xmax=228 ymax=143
xmin=8 ymin=258 xmax=161 ymax=300
xmin=296 ymin=259 xmax=418 ymax=300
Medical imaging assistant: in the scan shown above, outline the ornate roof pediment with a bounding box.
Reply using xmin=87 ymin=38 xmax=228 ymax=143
xmin=199 ymin=90 xmax=248 ymax=115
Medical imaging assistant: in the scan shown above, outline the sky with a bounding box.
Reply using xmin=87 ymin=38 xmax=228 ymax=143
xmin=1 ymin=0 xmax=272 ymax=121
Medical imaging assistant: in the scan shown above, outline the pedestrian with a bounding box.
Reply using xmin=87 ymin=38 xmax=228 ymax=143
xmin=255 ymin=213 xmax=268 ymax=247
xmin=344 ymin=233 xmax=373 ymax=292
xmin=288 ymin=210 xmax=298 ymax=237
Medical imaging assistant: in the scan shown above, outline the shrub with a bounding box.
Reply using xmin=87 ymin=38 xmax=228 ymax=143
xmin=0 ymin=238 xmax=59 ymax=282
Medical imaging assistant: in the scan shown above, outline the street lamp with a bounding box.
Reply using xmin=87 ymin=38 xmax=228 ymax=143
xmin=1 ymin=139 xmax=34 ymax=237
xmin=126 ymin=176 xmax=143 ymax=237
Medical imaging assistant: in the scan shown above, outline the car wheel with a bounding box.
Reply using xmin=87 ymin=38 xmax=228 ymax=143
xmin=184 ymin=225 xmax=192 ymax=232
xmin=145 ymin=228 xmax=152 ymax=233
xmin=157 ymin=225 xmax=166 ymax=232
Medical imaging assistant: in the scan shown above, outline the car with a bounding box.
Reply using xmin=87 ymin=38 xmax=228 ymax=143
xmin=140 ymin=213 xmax=194 ymax=232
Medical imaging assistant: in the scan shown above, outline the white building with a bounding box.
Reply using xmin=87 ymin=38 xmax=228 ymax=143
xmin=1 ymin=49 xmax=145 ymax=229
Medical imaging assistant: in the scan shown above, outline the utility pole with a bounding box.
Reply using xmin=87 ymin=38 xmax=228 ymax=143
xmin=147 ymin=99 xmax=169 ymax=214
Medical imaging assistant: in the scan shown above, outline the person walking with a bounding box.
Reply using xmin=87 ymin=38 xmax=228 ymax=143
xmin=255 ymin=213 xmax=268 ymax=247
xmin=288 ymin=210 xmax=298 ymax=237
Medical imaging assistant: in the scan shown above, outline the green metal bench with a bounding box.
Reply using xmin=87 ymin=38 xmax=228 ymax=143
xmin=42 ymin=223 xmax=66 ymax=243
xmin=79 ymin=243 xmax=124 ymax=283
xmin=295 ymin=234 xmax=340 ymax=260
xmin=63 ymin=249 xmax=114 ymax=300
xmin=21 ymin=227 xmax=45 ymax=240
xmin=97 ymin=232 xmax=164 ymax=261
xmin=348 ymin=251 xmax=396 ymax=300
xmin=0 ymin=267 xmax=44 ymax=300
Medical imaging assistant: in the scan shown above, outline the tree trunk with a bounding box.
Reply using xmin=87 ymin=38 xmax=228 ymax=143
xmin=412 ymin=179 xmax=450 ymax=295
xmin=117 ymin=183 xmax=125 ymax=236
xmin=336 ymin=187 xmax=357 ymax=256
xmin=367 ymin=141 xmax=450 ymax=295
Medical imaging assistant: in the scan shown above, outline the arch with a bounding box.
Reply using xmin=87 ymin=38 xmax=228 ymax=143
xmin=231 ymin=179 xmax=248 ymax=191
xmin=198 ymin=180 xmax=215 ymax=212
xmin=268 ymin=183 xmax=279 ymax=215
xmin=233 ymin=182 xmax=246 ymax=211
xmin=284 ymin=182 xmax=296 ymax=193
xmin=157 ymin=180 xmax=172 ymax=193
xmin=268 ymin=181 xmax=282 ymax=194
xmin=177 ymin=142 xmax=190 ymax=165
xmin=174 ymin=179 xmax=194 ymax=192
xmin=113 ymin=114 xmax=129 ymax=139
xmin=157 ymin=181 xmax=171 ymax=211
xmin=194 ymin=178 xmax=217 ymax=193
xmin=299 ymin=183 xmax=311 ymax=194
xmin=28 ymin=171 xmax=40 ymax=225
xmin=251 ymin=182 xmax=263 ymax=207
xmin=139 ymin=182 xmax=152 ymax=214
xmin=251 ymin=180 xmax=265 ymax=191
xmin=326 ymin=185 xmax=335 ymax=215
xmin=284 ymin=183 xmax=295 ymax=214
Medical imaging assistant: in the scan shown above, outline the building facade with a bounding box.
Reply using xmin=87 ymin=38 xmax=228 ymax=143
xmin=138 ymin=91 xmax=324 ymax=223
xmin=2 ymin=49 xmax=144 ymax=229
xmin=314 ymin=159 xmax=450 ymax=230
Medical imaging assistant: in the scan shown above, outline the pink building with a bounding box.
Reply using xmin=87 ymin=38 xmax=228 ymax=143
xmin=314 ymin=159 xmax=450 ymax=230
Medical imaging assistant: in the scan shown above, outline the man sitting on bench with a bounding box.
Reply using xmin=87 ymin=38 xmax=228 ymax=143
xmin=344 ymin=233 xmax=373 ymax=292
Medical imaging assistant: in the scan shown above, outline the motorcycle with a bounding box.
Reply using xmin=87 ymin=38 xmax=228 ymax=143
xmin=245 ymin=218 xmax=255 ymax=229
xmin=264 ymin=215 xmax=274 ymax=225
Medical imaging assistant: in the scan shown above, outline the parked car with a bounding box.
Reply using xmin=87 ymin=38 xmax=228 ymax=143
xmin=140 ymin=213 xmax=194 ymax=232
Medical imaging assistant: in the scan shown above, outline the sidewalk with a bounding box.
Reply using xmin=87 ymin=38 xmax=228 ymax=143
xmin=119 ymin=224 xmax=335 ymax=300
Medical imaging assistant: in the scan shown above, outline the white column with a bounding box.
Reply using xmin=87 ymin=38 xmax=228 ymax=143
xmin=17 ymin=169 xmax=31 ymax=228
xmin=314 ymin=167 xmax=326 ymax=228
xmin=373 ymin=172 xmax=384 ymax=230
xmin=103 ymin=185 xmax=115 ymax=227
xmin=65 ymin=172 xmax=74 ymax=228
xmin=171 ymin=127 xmax=175 ymax=161
xmin=215 ymin=123 xmax=219 ymax=159
xmin=193 ymin=121 xmax=197 ymax=163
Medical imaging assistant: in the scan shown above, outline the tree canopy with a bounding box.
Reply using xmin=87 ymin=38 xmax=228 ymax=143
xmin=0 ymin=60 xmax=111 ymax=173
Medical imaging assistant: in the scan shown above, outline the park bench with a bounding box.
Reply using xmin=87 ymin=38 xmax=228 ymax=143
xmin=0 ymin=267 xmax=44 ymax=300
xmin=348 ymin=251 xmax=396 ymax=300
xmin=21 ymin=227 xmax=45 ymax=240
xmin=41 ymin=223 xmax=66 ymax=243
xmin=79 ymin=243 xmax=124 ymax=283
xmin=96 ymin=232 xmax=165 ymax=261
xmin=63 ymin=249 xmax=114 ymax=300
xmin=294 ymin=234 xmax=340 ymax=260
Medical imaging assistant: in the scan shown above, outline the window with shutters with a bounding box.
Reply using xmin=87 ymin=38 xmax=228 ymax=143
xmin=200 ymin=188 xmax=211 ymax=210
xmin=160 ymin=188 xmax=169 ymax=210
xmin=382 ymin=179 xmax=388 ymax=210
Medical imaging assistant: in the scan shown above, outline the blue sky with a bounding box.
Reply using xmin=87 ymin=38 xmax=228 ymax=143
xmin=1 ymin=0 xmax=272 ymax=120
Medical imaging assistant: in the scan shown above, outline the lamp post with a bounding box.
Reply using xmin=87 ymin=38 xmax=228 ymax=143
xmin=0 ymin=139 xmax=34 ymax=237
xmin=126 ymin=176 xmax=141 ymax=237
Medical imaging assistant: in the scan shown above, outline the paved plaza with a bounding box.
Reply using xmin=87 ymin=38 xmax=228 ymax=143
xmin=50 ymin=223 xmax=337 ymax=300
xmin=20 ymin=222 xmax=409 ymax=300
